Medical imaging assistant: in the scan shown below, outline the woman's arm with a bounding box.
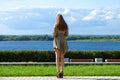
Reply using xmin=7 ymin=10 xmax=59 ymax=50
xmin=53 ymin=25 xmax=58 ymax=37
xmin=65 ymin=30 xmax=69 ymax=36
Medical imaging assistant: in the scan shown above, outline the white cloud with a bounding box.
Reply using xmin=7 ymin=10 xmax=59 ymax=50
xmin=26 ymin=5 xmax=57 ymax=9
xmin=67 ymin=16 xmax=77 ymax=23
xmin=57 ymin=8 xmax=70 ymax=15
xmin=0 ymin=23 xmax=50 ymax=35
xmin=105 ymin=15 xmax=113 ymax=20
xmin=82 ymin=9 xmax=98 ymax=20
xmin=82 ymin=9 xmax=115 ymax=20
xmin=1 ymin=16 xmax=13 ymax=21
xmin=63 ymin=8 xmax=70 ymax=14
xmin=104 ymin=11 xmax=113 ymax=20
xmin=118 ymin=14 xmax=120 ymax=19
xmin=25 ymin=13 xmax=40 ymax=16
xmin=82 ymin=16 xmax=93 ymax=20
xmin=90 ymin=9 xmax=98 ymax=16
xmin=23 ymin=13 xmax=41 ymax=19
xmin=0 ymin=7 xmax=120 ymax=35
xmin=0 ymin=5 xmax=57 ymax=12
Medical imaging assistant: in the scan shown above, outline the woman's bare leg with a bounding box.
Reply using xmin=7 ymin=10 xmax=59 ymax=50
xmin=61 ymin=53 xmax=64 ymax=72
xmin=55 ymin=49 xmax=60 ymax=72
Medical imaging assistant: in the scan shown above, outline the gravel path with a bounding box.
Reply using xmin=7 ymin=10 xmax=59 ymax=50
xmin=0 ymin=76 xmax=120 ymax=80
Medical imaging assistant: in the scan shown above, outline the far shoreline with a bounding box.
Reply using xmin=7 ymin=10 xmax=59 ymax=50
xmin=0 ymin=40 xmax=120 ymax=42
xmin=0 ymin=35 xmax=120 ymax=42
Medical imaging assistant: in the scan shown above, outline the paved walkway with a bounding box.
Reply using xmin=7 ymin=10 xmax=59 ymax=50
xmin=0 ymin=76 xmax=120 ymax=80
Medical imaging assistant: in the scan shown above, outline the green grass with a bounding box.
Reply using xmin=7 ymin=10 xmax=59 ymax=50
xmin=0 ymin=65 xmax=120 ymax=76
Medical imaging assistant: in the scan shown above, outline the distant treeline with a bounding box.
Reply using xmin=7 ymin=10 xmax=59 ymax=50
xmin=0 ymin=35 xmax=53 ymax=41
xmin=0 ymin=35 xmax=120 ymax=41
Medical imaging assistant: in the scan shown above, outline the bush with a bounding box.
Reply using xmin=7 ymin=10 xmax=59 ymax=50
xmin=0 ymin=50 xmax=120 ymax=62
xmin=0 ymin=50 xmax=55 ymax=62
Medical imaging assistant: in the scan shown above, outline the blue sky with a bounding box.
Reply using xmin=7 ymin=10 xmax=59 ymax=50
xmin=0 ymin=0 xmax=120 ymax=35
xmin=1 ymin=0 xmax=120 ymax=9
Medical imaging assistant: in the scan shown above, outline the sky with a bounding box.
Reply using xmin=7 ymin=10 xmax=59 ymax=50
xmin=0 ymin=0 xmax=120 ymax=35
xmin=0 ymin=0 xmax=120 ymax=9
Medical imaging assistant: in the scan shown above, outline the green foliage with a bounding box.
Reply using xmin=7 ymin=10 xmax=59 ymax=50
xmin=0 ymin=35 xmax=120 ymax=41
xmin=0 ymin=50 xmax=120 ymax=62
xmin=0 ymin=35 xmax=53 ymax=41
xmin=0 ymin=50 xmax=55 ymax=62
xmin=65 ymin=50 xmax=120 ymax=61
xmin=67 ymin=35 xmax=120 ymax=41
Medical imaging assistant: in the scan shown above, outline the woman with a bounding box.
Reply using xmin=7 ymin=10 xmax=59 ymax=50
xmin=53 ymin=14 xmax=69 ymax=78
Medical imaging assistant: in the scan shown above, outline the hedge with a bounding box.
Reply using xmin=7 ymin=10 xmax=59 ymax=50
xmin=0 ymin=50 xmax=120 ymax=62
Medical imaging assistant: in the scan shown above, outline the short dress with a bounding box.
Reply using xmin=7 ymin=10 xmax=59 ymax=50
xmin=53 ymin=28 xmax=68 ymax=53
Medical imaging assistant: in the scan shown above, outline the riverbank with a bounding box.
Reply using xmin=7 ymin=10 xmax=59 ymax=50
xmin=0 ymin=35 xmax=120 ymax=42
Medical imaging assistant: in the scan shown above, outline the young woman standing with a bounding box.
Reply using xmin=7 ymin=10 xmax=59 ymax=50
xmin=53 ymin=14 xmax=69 ymax=78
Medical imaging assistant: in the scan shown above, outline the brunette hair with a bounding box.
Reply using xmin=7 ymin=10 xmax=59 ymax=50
xmin=55 ymin=14 xmax=68 ymax=31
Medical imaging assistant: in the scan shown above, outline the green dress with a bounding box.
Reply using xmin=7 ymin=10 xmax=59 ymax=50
xmin=53 ymin=27 xmax=68 ymax=53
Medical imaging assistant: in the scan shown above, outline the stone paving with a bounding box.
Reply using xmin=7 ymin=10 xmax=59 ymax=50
xmin=0 ymin=76 xmax=120 ymax=80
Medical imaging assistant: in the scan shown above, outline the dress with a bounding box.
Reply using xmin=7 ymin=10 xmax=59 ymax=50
xmin=53 ymin=27 xmax=68 ymax=53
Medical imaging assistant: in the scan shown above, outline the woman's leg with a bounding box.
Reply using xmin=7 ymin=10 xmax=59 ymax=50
xmin=55 ymin=49 xmax=60 ymax=73
xmin=61 ymin=53 xmax=64 ymax=72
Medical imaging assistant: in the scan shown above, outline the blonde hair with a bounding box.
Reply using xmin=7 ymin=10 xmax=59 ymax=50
xmin=54 ymin=14 xmax=68 ymax=31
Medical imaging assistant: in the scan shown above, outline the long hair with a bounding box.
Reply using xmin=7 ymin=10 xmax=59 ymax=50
xmin=55 ymin=14 xmax=68 ymax=31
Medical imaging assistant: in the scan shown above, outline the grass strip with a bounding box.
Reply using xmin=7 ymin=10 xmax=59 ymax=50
xmin=0 ymin=65 xmax=120 ymax=76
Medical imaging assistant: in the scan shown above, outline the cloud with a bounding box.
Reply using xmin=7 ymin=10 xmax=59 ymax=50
xmin=0 ymin=23 xmax=51 ymax=35
xmin=104 ymin=11 xmax=113 ymax=20
xmin=67 ymin=16 xmax=77 ymax=23
xmin=105 ymin=15 xmax=113 ymax=20
xmin=57 ymin=8 xmax=70 ymax=15
xmin=118 ymin=14 xmax=120 ymax=19
xmin=25 ymin=12 xmax=41 ymax=16
xmin=63 ymin=8 xmax=70 ymax=14
xmin=0 ymin=8 xmax=53 ymax=30
xmin=82 ymin=9 xmax=98 ymax=20
xmin=82 ymin=9 xmax=116 ymax=21
xmin=0 ymin=16 xmax=13 ymax=21
xmin=0 ymin=7 xmax=120 ymax=35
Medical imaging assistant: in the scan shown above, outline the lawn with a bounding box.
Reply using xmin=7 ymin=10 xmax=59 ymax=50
xmin=0 ymin=65 xmax=120 ymax=76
